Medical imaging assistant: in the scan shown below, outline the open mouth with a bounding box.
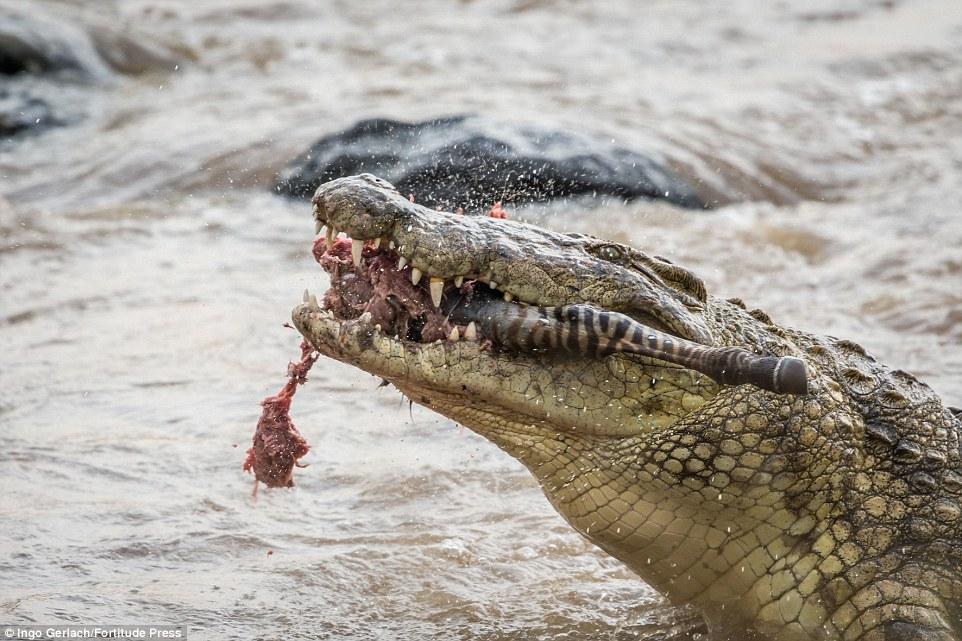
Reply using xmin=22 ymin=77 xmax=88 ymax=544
xmin=302 ymin=230 xmax=807 ymax=397
xmin=310 ymin=234 xmax=499 ymax=346
xmin=296 ymin=175 xmax=807 ymax=396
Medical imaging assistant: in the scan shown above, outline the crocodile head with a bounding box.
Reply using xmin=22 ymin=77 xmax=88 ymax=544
xmin=297 ymin=173 xmax=759 ymax=434
xmin=292 ymin=174 xmax=962 ymax=641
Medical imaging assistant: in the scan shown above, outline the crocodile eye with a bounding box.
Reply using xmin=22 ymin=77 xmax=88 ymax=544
xmin=598 ymin=245 xmax=624 ymax=262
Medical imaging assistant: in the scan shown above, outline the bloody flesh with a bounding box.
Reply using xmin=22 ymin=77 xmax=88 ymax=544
xmin=319 ymin=237 xmax=457 ymax=343
xmin=244 ymin=201 xmax=508 ymax=490
xmin=243 ymin=340 xmax=316 ymax=488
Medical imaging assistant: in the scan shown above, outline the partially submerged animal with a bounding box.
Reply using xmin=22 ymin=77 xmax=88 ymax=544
xmin=285 ymin=174 xmax=962 ymax=640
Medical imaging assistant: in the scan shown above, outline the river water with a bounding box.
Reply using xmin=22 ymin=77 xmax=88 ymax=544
xmin=1 ymin=1 xmax=960 ymax=639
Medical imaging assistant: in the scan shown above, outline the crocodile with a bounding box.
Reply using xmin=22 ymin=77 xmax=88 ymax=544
xmin=291 ymin=174 xmax=962 ymax=641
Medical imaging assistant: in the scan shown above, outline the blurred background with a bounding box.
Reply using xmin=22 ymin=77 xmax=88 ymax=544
xmin=1 ymin=1 xmax=960 ymax=639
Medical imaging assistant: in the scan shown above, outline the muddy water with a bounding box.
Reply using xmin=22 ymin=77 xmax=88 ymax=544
xmin=1 ymin=0 xmax=960 ymax=638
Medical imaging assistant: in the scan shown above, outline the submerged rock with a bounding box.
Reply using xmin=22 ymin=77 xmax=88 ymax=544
xmin=1 ymin=6 xmax=93 ymax=138
xmin=275 ymin=116 xmax=705 ymax=210
xmin=0 ymin=85 xmax=55 ymax=136
xmin=1 ymin=4 xmax=179 ymax=139
xmin=1 ymin=4 xmax=180 ymax=78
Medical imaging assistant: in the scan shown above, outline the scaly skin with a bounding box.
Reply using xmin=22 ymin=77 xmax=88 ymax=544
xmin=293 ymin=175 xmax=962 ymax=641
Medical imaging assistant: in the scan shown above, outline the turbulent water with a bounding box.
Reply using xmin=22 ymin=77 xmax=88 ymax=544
xmin=2 ymin=0 xmax=961 ymax=639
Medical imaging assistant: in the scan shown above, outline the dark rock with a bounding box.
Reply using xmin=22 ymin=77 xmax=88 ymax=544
xmin=0 ymin=6 xmax=110 ymax=78
xmin=275 ymin=116 xmax=705 ymax=210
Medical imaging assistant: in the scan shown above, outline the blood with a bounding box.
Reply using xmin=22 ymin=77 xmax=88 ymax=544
xmin=243 ymin=198 xmax=509 ymax=492
xmin=243 ymin=340 xmax=316 ymax=491
xmin=487 ymin=201 xmax=508 ymax=219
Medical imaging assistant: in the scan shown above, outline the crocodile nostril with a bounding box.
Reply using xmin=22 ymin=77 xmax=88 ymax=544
xmin=360 ymin=173 xmax=397 ymax=191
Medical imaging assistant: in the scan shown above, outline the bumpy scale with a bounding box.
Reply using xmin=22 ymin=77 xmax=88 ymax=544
xmin=292 ymin=174 xmax=962 ymax=641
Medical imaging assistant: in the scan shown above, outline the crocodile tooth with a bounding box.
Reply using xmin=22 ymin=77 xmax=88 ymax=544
xmin=489 ymin=280 xmax=498 ymax=290
xmin=374 ymin=323 xmax=381 ymax=332
xmin=454 ymin=276 xmax=464 ymax=288
xmin=503 ymin=292 xmax=513 ymax=302
xmin=303 ymin=289 xmax=310 ymax=303
xmin=315 ymin=220 xmax=324 ymax=235
xmin=411 ymin=267 xmax=423 ymax=285
xmin=358 ymin=311 xmax=372 ymax=324
xmin=309 ymin=293 xmax=319 ymax=308
xmin=371 ymin=237 xmax=381 ymax=250
xmin=448 ymin=327 xmax=460 ymax=342
xmin=398 ymin=256 xmax=409 ymax=270
xmin=352 ymin=239 xmax=364 ymax=266
xmin=429 ymin=278 xmax=444 ymax=307
xmin=326 ymin=226 xmax=336 ymax=249
xmin=389 ymin=240 xmax=396 ymax=250
xmin=465 ymin=321 xmax=477 ymax=340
